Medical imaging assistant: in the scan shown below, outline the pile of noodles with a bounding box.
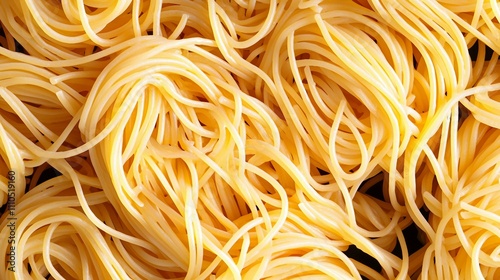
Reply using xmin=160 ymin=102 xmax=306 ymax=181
xmin=0 ymin=0 xmax=499 ymax=279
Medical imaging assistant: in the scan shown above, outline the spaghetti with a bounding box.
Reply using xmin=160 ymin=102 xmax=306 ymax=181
xmin=0 ymin=0 xmax=499 ymax=279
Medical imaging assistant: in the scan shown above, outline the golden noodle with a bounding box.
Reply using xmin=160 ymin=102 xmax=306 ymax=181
xmin=0 ymin=0 xmax=499 ymax=279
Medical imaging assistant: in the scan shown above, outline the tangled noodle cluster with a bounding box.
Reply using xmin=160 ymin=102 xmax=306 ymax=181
xmin=0 ymin=0 xmax=500 ymax=279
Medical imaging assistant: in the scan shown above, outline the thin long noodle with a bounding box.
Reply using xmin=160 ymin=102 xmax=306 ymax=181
xmin=0 ymin=0 xmax=499 ymax=279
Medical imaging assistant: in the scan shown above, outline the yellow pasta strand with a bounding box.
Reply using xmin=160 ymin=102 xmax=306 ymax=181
xmin=0 ymin=0 xmax=499 ymax=279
